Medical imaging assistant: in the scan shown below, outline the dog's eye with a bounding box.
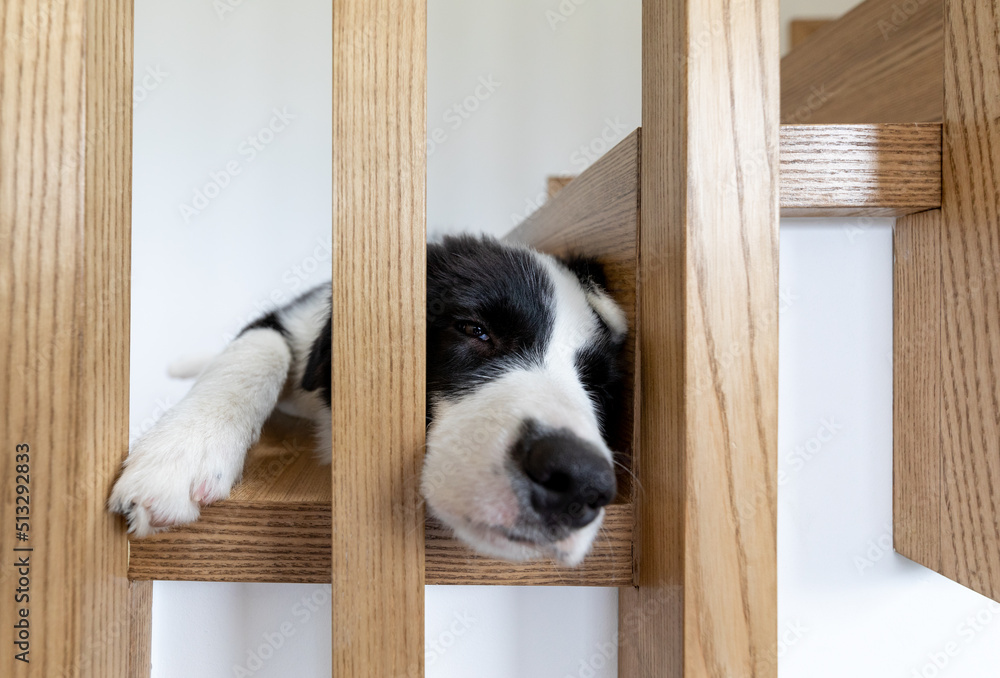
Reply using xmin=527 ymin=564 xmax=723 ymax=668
xmin=457 ymin=322 xmax=490 ymax=342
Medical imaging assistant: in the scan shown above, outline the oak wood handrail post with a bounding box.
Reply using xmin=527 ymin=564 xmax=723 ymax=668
xmin=621 ymin=0 xmax=780 ymax=674
xmin=0 ymin=1 xmax=136 ymax=676
xmin=332 ymin=0 xmax=427 ymax=674
xmin=894 ymin=0 xmax=1000 ymax=603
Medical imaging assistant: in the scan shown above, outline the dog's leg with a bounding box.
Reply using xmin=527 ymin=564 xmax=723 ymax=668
xmin=109 ymin=328 xmax=291 ymax=536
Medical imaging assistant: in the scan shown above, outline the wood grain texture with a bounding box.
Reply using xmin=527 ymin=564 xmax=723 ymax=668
xmin=893 ymin=209 xmax=942 ymax=571
xmin=130 ymin=507 xmax=633 ymax=586
xmin=894 ymin=0 xmax=1000 ymax=606
xmin=780 ymin=124 xmax=942 ymax=216
xmin=425 ymin=504 xmax=633 ymax=586
xmin=227 ymin=413 xmax=331 ymax=503
xmin=893 ymin=0 xmax=1000 ymax=609
xmin=332 ymin=1 xmax=425 ymax=674
xmin=621 ymin=0 xmax=779 ymax=676
xmin=547 ymin=175 xmax=575 ymax=197
xmin=509 ymin=131 xmax=641 ymax=501
xmin=129 ymin=502 xmax=332 ymax=583
xmin=129 ymin=505 xmax=634 ymax=586
xmin=127 ymin=582 xmax=153 ymax=678
xmin=0 ymin=1 xmax=134 ymax=676
xmin=550 ymin=124 xmax=944 ymax=219
xmin=127 ymin=417 xmax=633 ymax=585
xmin=937 ymin=0 xmax=1000 ymax=601
xmin=789 ymin=18 xmax=834 ymax=49
xmin=781 ymin=0 xmax=943 ymax=123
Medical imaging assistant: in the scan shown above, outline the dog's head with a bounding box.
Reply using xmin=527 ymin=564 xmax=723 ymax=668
xmin=423 ymin=235 xmax=627 ymax=565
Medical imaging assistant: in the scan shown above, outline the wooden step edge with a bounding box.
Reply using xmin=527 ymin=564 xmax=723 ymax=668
xmin=127 ymin=502 xmax=634 ymax=587
xmin=546 ymin=123 xmax=943 ymax=217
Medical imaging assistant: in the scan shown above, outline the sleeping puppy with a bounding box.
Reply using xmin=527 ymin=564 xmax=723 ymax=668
xmin=109 ymin=235 xmax=627 ymax=566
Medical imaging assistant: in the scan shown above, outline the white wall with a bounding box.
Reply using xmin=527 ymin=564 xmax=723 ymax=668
xmin=427 ymin=0 xmax=640 ymax=236
xmin=778 ymin=222 xmax=1000 ymax=677
xmin=134 ymin=2 xmax=1000 ymax=677
xmin=133 ymin=2 xmax=336 ymax=676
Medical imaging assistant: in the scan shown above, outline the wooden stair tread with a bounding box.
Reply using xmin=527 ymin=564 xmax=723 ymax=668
xmin=128 ymin=121 xmax=943 ymax=586
xmin=227 ymin=412 xmax=330 ymax=504
xmin=128 ymin=415 xmax=635 ymax=586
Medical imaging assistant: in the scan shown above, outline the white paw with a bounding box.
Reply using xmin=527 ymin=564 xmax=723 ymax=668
xmin=109 ymin=404 xmax=252 ymax=537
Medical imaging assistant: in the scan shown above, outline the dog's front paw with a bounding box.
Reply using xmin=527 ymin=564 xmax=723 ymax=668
xmin=109 ymin=467 xmax=206 ymax=537
xmin=108 ymin=409 xmax=248 ymax=537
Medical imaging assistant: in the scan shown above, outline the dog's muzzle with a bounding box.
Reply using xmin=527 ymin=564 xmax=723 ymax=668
xmin=512 ymin=422 xmax=617 ymax=530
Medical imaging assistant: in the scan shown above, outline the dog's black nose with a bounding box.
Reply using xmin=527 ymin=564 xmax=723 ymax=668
xmin=516 ymin=428 xmax=617 ymax=529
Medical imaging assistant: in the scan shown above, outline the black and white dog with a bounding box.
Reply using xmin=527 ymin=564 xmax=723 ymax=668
xmin=109 ymin=235 xmax=626 ymax=566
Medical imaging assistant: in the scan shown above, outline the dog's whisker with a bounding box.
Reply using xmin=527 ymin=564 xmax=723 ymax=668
xmin=613 ymin=458 xmax=643 ymax=496
xmin=595 ymin=522 xmax=610 ymax=551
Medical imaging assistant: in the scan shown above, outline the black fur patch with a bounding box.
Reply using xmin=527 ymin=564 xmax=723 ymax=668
xmin=301 ymin=315 xmax=332 ymax=407
xmin=574 ymin=337 xmax=624 ymax=443
xmin=558 ymin=254 xmax=610 ymax=292
xmin=559 ymin=255 xmax=626 ymax=444
xmin=275 ymin=238 xmax=624 ymax=443
xmin=240 ymin=311 xmax=288 ymax=337
xmin=426 ymin=235 xmax=555 ymax=407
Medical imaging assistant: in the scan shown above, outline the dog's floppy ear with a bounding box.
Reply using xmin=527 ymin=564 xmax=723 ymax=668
xmin=301 ymin=315 xmax=332 ymax=406
xmin=558 ymin=255 xmax=628 ymax=340
xmin=559 ymin=254 xmax=610 ymax=291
